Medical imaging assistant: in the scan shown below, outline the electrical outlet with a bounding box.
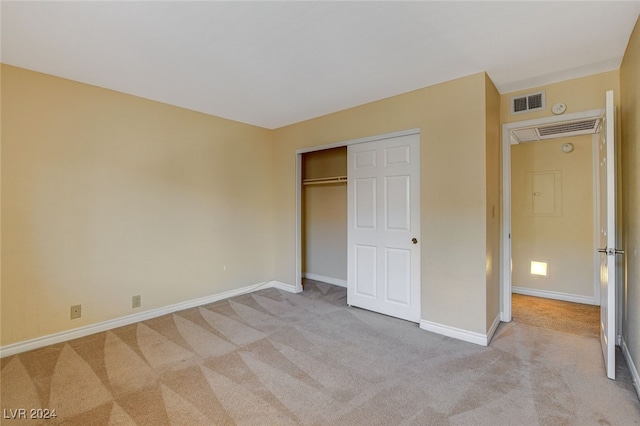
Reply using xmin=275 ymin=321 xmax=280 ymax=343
xmin=70 ymin=304 xmax=81 ymax=319
xmin=132 ymin=295 xmax=141 ymax=308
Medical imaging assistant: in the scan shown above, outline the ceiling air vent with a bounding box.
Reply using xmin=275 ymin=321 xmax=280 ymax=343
xmin=510 ymin=118 xmax=602 ymax=143
xmin=537 ymin=119 xmax=599 ymax=137
xmin=510 ymin=91 xmax=546 ymax=115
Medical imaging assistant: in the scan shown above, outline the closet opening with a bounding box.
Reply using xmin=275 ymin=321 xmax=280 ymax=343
xmin=300 ymin=147 xmax=348 ymax=291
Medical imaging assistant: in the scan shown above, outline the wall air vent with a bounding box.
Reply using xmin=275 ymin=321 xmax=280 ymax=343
xmin=510 ymin=91 xmax=546 ymax=115
xmin=510 ymin=118 xmax=601 ymax=143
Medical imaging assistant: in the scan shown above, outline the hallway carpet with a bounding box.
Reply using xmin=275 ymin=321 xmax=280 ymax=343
xmin=1 ymin=281 xmax=639 ymax=425
xmin=512 ymin=293 xmax=600 ymax=339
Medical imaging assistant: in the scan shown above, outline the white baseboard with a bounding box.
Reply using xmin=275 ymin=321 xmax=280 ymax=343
xmin=512 ymin=286 xmax=597 ymax=305
xmin=621 ymin=338 xmax=640 ymax=401
xmin=302 ymin=273 xmax=347 ymax=288
xmin=420 ymin=319 xmax=497 ymax=347
xmin=486 ymin=313 xmax=501 ymax=345
xmin=268 ymin=280 xmax=300 ymax=293
xmin=0 ymin=280 xmax=295 ymax=358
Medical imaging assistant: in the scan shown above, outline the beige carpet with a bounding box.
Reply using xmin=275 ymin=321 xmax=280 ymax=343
xmin=1 ymin=281 xmax=639 ymax=425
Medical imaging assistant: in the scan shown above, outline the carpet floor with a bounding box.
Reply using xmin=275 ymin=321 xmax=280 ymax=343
xmin=1 ymin=281 xmax=639 ymax=425
xmin=512 ymin=293 xmax=600 ymax=339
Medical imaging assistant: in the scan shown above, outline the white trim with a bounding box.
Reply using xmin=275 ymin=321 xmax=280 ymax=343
xmin=622 ymin=338 xmax=640 ymax=401
xmin=486 ymin=313 xmax=501 ymax=345
xmin=303 ymin=273 xmax=347 ymax=287
xmin=512 ymin=286 xmax=597 ymax=305
xmin=419 ymin=319 xmax=497 ymax=347
xmin=0 ymin=280 xmax=296 ymax=358
xmin=501 ymin=108 xmax=604 ymax=323
xmin=268 ymin=280 xmax=300 ymax=293
xmin=295 ymin=154 xmax=304 ymax=293
xmin=295 ymin=128 xmax=420 ymax=155
xmin=502 ymin=120 xmax=513 ymax=321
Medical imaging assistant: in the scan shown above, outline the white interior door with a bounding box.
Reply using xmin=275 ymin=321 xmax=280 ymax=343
xmin=597 ymin=90 xmax=618 ymax=380
xmin=347 ymin=133 xmax=420 ymax=322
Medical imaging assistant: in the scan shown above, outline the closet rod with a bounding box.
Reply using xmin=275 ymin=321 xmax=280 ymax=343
xmin=302 ymin=176 xmax=347 ymax=185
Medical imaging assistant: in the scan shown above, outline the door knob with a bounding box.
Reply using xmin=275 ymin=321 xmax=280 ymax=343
xmin=412 ymin=238 xmax=418 ymax=244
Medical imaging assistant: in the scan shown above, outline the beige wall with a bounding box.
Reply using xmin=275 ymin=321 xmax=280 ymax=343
xmin=302 ymin=147 xmax=347 ymax=281
xmin=273 ymin=72 xmax=499 ymax=335
xmin=511 ymin=135 xmax=595 ymax=299
xmin=620 ymin=16 xmax=640 ymax=390
xmin=1 ymin=67 xmax=501 ymax=346
xmin=1 ymin=65 xmax=275 ymax=346
xmin=501 ymin=71 xmax=620 ymax=125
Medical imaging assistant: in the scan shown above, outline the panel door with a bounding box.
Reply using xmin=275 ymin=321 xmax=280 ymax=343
xmin=347 ymin=133 xmax=420 ymax=322
xmin=597 ymin=90 xmax=617 ymax=380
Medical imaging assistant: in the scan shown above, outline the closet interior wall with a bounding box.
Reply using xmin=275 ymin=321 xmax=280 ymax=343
xmin=302 ymin=147 xmax=348 ymax=287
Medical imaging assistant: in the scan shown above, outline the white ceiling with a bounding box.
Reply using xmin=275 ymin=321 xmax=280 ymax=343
xmin=2 ymin=1 xmax=640 ymax=129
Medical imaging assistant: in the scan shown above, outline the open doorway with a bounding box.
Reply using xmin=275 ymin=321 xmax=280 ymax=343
xmin=502 ymin=92 xmax=621 ymax=380
xmin=510 ymin=132 xmax=601 ymax=334
xmin=501 ymin=108 xmax=604 ymax=322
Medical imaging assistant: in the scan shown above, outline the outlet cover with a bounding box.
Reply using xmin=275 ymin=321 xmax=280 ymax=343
xmin=70 ymin=304 xmax=81 ymax=319
xmin=132 ymin=295 xmax=141 ymax=308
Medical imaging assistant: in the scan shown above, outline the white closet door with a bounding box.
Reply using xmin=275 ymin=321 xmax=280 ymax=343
xmin=347 ymin=133 xmax=420 ymax=322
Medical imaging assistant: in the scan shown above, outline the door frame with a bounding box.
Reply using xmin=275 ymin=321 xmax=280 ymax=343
xmin=501 ymin=109 xmax=603 ymax=322
xmin=295 ymin=128 xmax=420 ymax=294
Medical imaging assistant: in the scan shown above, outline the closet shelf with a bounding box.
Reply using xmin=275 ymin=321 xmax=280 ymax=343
xmin=302 ymin=176 xmax=347 ymax=186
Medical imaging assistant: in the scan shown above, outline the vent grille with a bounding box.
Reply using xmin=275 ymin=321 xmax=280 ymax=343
xmin=527 ymin=93 xmax=543 ymax=109
xmin=510 ymin=117 xmax=601 ymax=143
xmin=511 ymin=91 xmax=545 ymax=115
xmin=537 ymin=119 xmax=599 ymax=137
xmin=513 ymin=97 xmax=528 ymax=113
